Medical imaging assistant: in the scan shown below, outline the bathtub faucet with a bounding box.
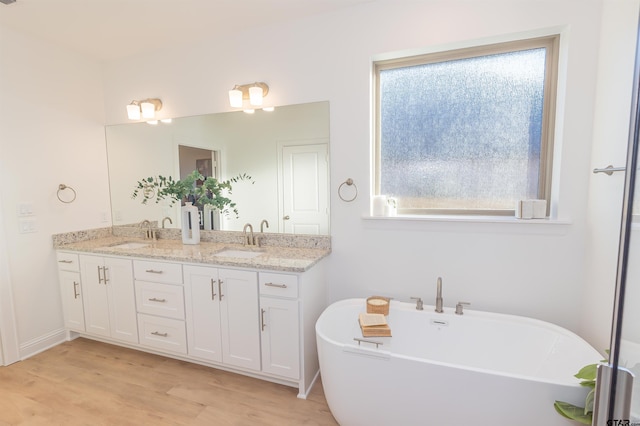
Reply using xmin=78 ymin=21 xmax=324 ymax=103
xmin=435 ymin=277 xmax=443 ymax=313
xmin=410 ymin=297 xmax=423 ymax=310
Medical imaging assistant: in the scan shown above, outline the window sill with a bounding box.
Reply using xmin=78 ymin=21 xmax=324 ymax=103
xmin=362 ymin=214 xmax=572 ymax=235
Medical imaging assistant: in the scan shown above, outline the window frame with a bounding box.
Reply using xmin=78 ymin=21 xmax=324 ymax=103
xmin=373 ymin=35 xmax=560 ymax=216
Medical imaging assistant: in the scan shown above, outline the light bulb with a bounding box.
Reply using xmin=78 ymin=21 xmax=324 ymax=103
xmin=249 ymin=86 xmax=263 ymax=106
xmin=140 ymin=101 xmax=155 ymax=119
xmin=126 ymin=102 xmax=140 ymax=120
xmin=229 ymin=88 xmax=243 ymax=108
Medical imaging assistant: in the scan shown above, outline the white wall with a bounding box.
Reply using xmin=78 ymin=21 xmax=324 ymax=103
xmin=0 ymin=0 xmax=629 ymax=355
xmin=582 ymin=0 xmax=640 ymax=353
xmin=102 ymin=0 xmax=605 ymax=339
xmin=0 ymin=26 xmax=109 ymax=357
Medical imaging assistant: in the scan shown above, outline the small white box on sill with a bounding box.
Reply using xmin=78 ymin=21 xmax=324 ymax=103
xmin=516 ymin=200 xmax=547 ymax=219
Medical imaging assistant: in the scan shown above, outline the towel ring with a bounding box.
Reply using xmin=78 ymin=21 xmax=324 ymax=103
xmin=338 ymin=178 xmax=357 ymax=202
xmin=57 ymin=184 xmax=77 ymax=204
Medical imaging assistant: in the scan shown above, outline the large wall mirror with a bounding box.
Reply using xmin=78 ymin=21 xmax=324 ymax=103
xmin=106 ymin=101 xmax=330 ymax=235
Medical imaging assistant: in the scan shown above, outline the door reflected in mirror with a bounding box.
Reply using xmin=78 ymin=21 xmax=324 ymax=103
xmin=105 ymin=101 xmax=330 ymax=235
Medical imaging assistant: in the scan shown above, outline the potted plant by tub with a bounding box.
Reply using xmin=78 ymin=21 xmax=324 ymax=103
xmin=131 ymin=170 xmax=253 ymax=218
xmin=554 ymin=352 xmax=608 ymax=424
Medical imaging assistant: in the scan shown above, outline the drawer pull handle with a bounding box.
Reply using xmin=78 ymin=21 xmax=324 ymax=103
xmin=265 ymin=282 xmax=287 ymax=288
xmin=145 ymin=269 xmax=164 ymax=274
xmin=97 ymin=266 xmax=108 ymax=284
xmin=58 ymin=260 xmax=73 ymax=264
xmin=261 ymin=308 xmax=266 ymax=331
xmin=148 ymin=298 xmax=166 ymax=303
xmin=210 ymin=278 xmax=217 ymax=300
xmin=73 ymin=281 xmax=80 ymax=299
xmin=151 ymin=331 xmax=168 ymax=337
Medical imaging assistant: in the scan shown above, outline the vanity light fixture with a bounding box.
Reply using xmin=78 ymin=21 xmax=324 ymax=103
xmin=126 ymin=98 xmax=163 ymax=120
xmin=228 ymin=82 xmax=271 ymax=109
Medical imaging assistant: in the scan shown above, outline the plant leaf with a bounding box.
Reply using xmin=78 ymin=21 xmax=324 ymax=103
xmin=554 ymin=401 xmax=592 ymax=425
xmin=574 ymin=364 xmax=597 ymax=381
xmin=584 ymin=388 xmax=595 ymax=414
xmin=580 ymin=379 xmax=596 ymax=389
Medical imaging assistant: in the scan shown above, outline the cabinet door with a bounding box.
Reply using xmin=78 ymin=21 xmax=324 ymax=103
xmin=104 ymin=257 xmax=137 ymax=344
xmin=80 ymin=255 xmax=110 ymax=338
xmin=58 ymin=270 xmax=85 ymax=332
xmin=184 ymin=265 xmax=222 ymax=362
xmin=260 ymin=297 xmax=300 ymax=380
xmin=219 ymin=268 xmax=260 ymax=371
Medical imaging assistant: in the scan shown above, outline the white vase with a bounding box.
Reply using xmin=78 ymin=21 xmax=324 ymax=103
xmin=203 ymin=204 xmax=217 ymax=231
xmin=181 ymin=202 xmax=200 ymax=244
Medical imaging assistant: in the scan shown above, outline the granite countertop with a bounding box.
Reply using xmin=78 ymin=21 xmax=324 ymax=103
xmin=56 ymin=236 xmax=330 ymax=273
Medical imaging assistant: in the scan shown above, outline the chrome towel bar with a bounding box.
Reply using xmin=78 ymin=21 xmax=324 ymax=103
xmin=593 ymin=165 xmax=626 ymax=175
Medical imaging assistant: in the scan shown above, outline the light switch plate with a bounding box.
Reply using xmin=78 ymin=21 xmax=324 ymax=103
xmin=18 ymin=219 xmax=37 ymax=233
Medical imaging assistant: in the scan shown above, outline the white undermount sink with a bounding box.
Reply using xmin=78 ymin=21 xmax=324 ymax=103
xmin=108 ymin=242 xmax=150 ymax=250
xmin=213 ymin=249 xmax=264 ymax=259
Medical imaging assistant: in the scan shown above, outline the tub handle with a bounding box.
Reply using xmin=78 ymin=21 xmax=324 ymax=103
xmin=455 ymin=301 xmax=471 ymax=315
xmin=353 ymin=338 xmax=383 ymax=348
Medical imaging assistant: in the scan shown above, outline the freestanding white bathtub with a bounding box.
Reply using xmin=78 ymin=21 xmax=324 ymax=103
xmin=316 ymin=298 xmax=602 ymax=426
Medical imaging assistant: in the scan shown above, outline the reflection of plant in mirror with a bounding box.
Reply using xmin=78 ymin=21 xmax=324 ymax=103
xmin=132 ymin=170 xmax=253 ymax=217
xmin=554 ymin=351 xmax=608 ymax=425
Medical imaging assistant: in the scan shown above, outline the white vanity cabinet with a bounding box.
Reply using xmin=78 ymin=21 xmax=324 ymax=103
xmin=183 ymin=265 xmax=261 ymax=371
xmin=56 ymin=252 xmax=85 ymax=332
xmin=259 ymin=272 xmax=300 ymax=380
xmin=56 ymin=242 xmax=327 ymax=399
xmin=133 ymin=260 xmax=187 ymax=355
xmin=257 ymin=264 xmax=327 ymax=398
xmin=78 ymin=254 xmax=138 ymax=344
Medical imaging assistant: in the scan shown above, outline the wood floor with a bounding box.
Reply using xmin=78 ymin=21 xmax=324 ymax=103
xmin=0 ymin=338 xmax=338 ymax=425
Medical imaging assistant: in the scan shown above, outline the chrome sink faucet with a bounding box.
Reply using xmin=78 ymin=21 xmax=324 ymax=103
xmin=161 ymin=216 xmax=173 ymax=228
xmin=243 ymin=223 xmax=255 ymax=246
xmin=435 ymin=277 xmax=443 ymax=313
xmin=260 ymin=219 xmax=269 ymax=233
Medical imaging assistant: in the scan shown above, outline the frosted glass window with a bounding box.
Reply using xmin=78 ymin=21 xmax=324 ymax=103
xmin=374 ymin=36 xmax=558 ymax=215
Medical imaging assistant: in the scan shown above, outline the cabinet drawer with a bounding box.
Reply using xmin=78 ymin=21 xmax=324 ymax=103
xmin=57 ymin=252 xmax=80 ymax=272
xmin=135 ymin=281 xmax=185 ymax=320
xmin=134 ymin=260 xmax=182 ymax=284
xmin=259 ymin=272 xmax=298 ymax=298
xmin=137 ymin=313 xmax=187 ymax=354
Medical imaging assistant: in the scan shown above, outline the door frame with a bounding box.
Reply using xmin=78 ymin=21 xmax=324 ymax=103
xmin=0 ymin=196 xmax=20 ymax=365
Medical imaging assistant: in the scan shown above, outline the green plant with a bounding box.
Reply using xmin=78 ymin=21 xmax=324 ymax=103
xmin=554 ymin=351 xmax=608 ymax=425
xmin=132 ymin=170 xmax=253 ymax=217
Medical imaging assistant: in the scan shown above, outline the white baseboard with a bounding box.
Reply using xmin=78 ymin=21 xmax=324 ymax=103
xmin=19 ymin=328 xmax=67 ymax=360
